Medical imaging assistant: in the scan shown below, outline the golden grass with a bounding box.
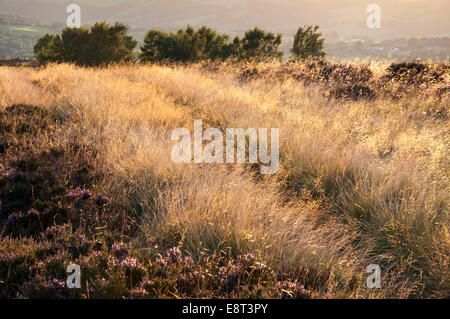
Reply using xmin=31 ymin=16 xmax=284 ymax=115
xmin=0 ymin=62 xmax=448 ymax=298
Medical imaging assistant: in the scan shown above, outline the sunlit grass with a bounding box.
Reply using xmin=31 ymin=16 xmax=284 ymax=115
xmin=0 ymin=61 xmax=448 ymax=298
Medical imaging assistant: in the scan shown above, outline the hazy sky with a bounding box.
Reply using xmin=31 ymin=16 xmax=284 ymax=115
xmin=1 ymin=0 xmax=449 ymax=39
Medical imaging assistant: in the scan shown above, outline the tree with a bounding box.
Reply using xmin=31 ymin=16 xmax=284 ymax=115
xmin=83 ymin=22 xmax=137 ymax=66
xmin=140 ymin=26 xmax=237 ymax=63
xmin=195 ymin=26 xmax=233 ymax=60
xmin=291 ymin=25 xmax=326 ymax=60
xmin=34 ymin=34 xmax=62 ymax=65
xmin=33 ymin=22 xmax=137 ymax=66
xmin=140 ymin=26 xmax=285 ymax=63
xmin=59 ymin=27 xmax=90 ymax=65
xmin=240 ymin=27 xmax=283 ymax=61
xmin=139 ymin=30 xmax=168 ymax=62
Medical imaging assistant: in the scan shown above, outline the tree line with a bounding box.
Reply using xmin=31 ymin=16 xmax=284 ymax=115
xmin=34 ymin=22 xmax=326 ymax=66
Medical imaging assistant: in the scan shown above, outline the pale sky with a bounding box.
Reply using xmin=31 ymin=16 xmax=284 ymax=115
xmin=1 ymin=0 xmax=449 ymax=39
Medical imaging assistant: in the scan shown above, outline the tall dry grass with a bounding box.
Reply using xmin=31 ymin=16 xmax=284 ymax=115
xmin=0 ymin=61 xmax=448 ymax=298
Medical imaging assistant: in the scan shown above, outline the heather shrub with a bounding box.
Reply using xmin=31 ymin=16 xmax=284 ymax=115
xmin=131 ymin=248 xmax=311 ymax=299
xmin=328 ymin=83 xmax=376 ymax=101
xmin=301 ymin=60 xmax=374 ymax=83
xmin=238 ymin=60 xmax=374 ymax=86
xmin=378 ymin=62 xmax=450 ymax=100
xmin=0 ymin=105 xmax=106 ymax=237
xmin=382 ymin=62 xmax=448 ymax=85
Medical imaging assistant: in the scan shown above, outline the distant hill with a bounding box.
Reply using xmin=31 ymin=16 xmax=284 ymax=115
xmin=1 ymin=0 xmax=449 ymax=39
xmin=0 ymin=14 xmax=59 ymax=58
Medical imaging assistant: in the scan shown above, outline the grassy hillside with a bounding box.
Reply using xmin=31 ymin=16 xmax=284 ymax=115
xmin=0 ymin=61 xmax=448 ymax=298
xmin=0 ymin=17 xmax=60 ymax=58
xmin=0 ymin=23 xmax=56 ymax=35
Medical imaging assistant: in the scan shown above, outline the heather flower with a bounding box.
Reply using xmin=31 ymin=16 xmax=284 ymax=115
xmin=67 ymin=188 xmax=91 ymax=200
xmin=120 ymin=257 xmax=138 ymax=268
xmin=67 ymin=189 xmax=81 ymax=200
xmin=131 ymin=278 xmax=155 ymax=297
xmin=111 ymin=242 xmax=129 ymax=259
xmin=190 ymin=270 xmax=200 ymax=279
xmin=80 ymin=189 xmax=91 ymax=199
xmin=184 ymin=256 xmax=194 ymax=267
xmin=166 ymin=247 xmax=182 ymax=263
xmin=155 ymin=256 xmax=167 ymax=268
xmin=52 ymin=278 xmax=65 ymax=288
xmin=217 ymin=266 xmax=228 ymax=282
xmin=130 ymin=286 xmax=148 ymax=297
xmin=6 ymin=212 xmax=24 ymax=225
xmin=106 ymin=255 xmax=120 ymax=267
xmin=276 ymin=280 xmax=311 ymax=299
xmin=44 ymin=224 xmax=67 ymax=239
xmin=27 ymin=208 xmax=39 ymax=216
xmin=93 ymin=194 xmax=110 ymax=206
xmin=237 ymin=253 xmax=256 ymax=263
xmin=5 ymin=214 xmax=15 ymax=225
xmin=139 ymin=278 xmax=154 ymax=289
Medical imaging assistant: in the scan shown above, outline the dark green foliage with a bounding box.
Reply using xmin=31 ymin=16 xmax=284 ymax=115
xmin=140 ymin=26 xmax=283 ymax=63
xmin=239 ymin=27 xmax=283 ymax=61
xmin=33 ymin=22 xmax=137 ymax=66
xmin=34 ymin=34 xmax=62 ymax=64
xmin=58 ymin=27 xmax=90 ymax=65
xmin=291 ymin=25 xmax=326 ymax=60
xmin=83 ymin=22 xmax=137 ymax=66
xmin=140 ymin=26 xmax=239 ymax=63
xmin=139 ymin=30 xmax=166 ymax=62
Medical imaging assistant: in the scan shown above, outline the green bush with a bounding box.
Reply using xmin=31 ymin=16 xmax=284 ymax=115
xmin=291 ymin=25 xmax=326 ymax=61
xmin=34 ymin=22 xmax=137 ymax=66
xmin=140 ymin=26 xmax=283 ymax=63
xmin=239 ymin=27 xmax=283 ymax=61
xmin=140 ymin=26 xmax=239 ymax=63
